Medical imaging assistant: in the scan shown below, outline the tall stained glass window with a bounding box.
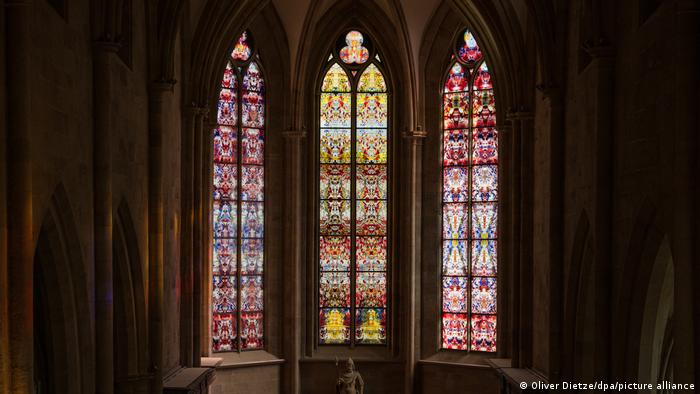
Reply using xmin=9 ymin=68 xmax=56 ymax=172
xmin=212 ymin=31 xmax=265 ymax=352
xmin=441 ymin=29 xmax=498 ymax=352
xmin=319 ymin=30 xmax=389 ymax=346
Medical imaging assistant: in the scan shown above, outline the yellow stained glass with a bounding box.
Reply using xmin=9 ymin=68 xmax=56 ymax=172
xmin=322 ymin=63 xmax=351 ymax=92
xmin=358 ymin=64 xmax=386 ymax=92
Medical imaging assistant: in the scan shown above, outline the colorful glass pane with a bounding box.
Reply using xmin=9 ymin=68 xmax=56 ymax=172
xmin=320 ymin=236 xmax=351 ymax=271
xmin=442 ymin=240 xmax=468 ymax=276
xmin=320 ymin=165 xmax=351 ymax=199
xmin=243 ymin=62 xmax=264 ymax=92
xmin=240 ymin=165 xmax=264 ymax=201
xmin=443 ymin=203 xmax=468 ymax=239
xmin=471 ymin=165 xmax=498 ymax=201
xmin=213 ymin=201 xmax=236 ymax=238
xmin=322 ymin=63 xmax=351 ymax=92
xmin=473 ymin=62 xmax=493 ymax=90
xmin=443 ymin=129 xmax=470 ymax=166
xmin=241 ymin=128 xmax=264 ymax=165
xmin=472 ymin=90 xmax=496 ymax=127
xmin=212 ymin=313 xmax=236 ymax=352
xmin=241 ymin=239 xmax=263 ymax=275
xmin=442 ymin=276 xmax=468 ymax=313
xmin=320 ymin=308 xmax=351 ymax=344
xmin=242 ymin=91 xmax=265 ymax=128
xmin=443 ymin=92 xmax=469 ymax=129
xmin=471 ymin=240 xmax=497 ymax=276
xmin=213 ymin=163 xmax=236 ymax=201
xmin=241 ymin=202 xmax=264 ymax=238
xmin=213 ymin=275 xmax=236 ymax=313
xmin=356 ymin=93 xmax=388 ymax=128
xmin=356 ymin=129 xmax=387 ymax=164
xmin=232 ymin=31 xmax=251 ymax=61
xmin=339 ymin=31 xmax=369 ymax=65
xmin=320 ymin=93 xmax=352 ymax=127
xmin=221 ymin=62 xmax=234 ymax=88
xmin=217 ymin=88 xmax=237 ymax=125
xmin=444 ymin=62 xmax=468 ymax=93
xmin=320 ymin=129 xmax=351 ymax=164
xmin=471 ymin=203 xmax=497 ymax=239
xmin=213 ymin=238 xmax=236 ymax=275
xmin=443 ymin=166 xmax=469 ymax=202
xmin=319 ymin=272 xmax=351 ymax=307
xmin=358 ymin=64 xmax=387 ymax=92
xmin=214 ymin=126 xmax=237 ymax=163
xmin=356 ymin=200 xmax=387 ymax=236
xmin=355 ymin=272 xmax=386 ymax=308
xmin=356 ymin=236 xmax=387 ymax=271
xmin=472 ymin=128 xmax=498 ymax=164
xmin=470 ymin=315 xmax=496 ymax=352
xmin=441 ymin=313 xmax=469 ymax=350
xmin=319 ymin=200 xmax=351 ymax=235
xmin=458 ymin=30 xmax=483 ymax=64
xmin=356 ymin=165 xmax=387 ymax=200
xmin=240 ymin=275 xmax=263 ymax=311
xmin=355 ymin=308 xmax=386 ymax=344
xmin=471 ymin=277 xmax=497 ymax=314
xmin=240 ymin=312 xmax=264 ymax=349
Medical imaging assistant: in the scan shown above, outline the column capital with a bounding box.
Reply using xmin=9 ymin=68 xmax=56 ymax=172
xmin=185 ymin=105 xmax=209 ymax=117
xmin=150 ymin=79 xmax=176 ymax=94
xmin=282 ymin=129 xmax=307 ymax=140
xmin=401 ymin=129 xmax=428 ymax=140
xmin=506 ymin=108 xmax=534 ymax=121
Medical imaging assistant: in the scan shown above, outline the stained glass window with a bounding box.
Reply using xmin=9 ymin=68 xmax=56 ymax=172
xmin=212 ymin=31 xmax=265 ymax=352
xmin=441 ymin=29 xmax=497 ymax=352
xmin=319 ymin=31 xmax=388 ymax=346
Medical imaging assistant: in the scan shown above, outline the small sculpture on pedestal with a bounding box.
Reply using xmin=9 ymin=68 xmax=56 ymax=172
xmin=335 ymin=357 xmax=364 ymax=394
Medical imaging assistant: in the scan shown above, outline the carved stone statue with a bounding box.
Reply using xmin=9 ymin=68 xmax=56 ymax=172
xmin=336 ymin=358 xmax=364 ymax=394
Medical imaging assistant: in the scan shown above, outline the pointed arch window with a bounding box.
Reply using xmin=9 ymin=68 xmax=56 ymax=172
xmin=440 ymin=29 xmax=498 ymax=352
xmin=212 ymin=31 xmax=266 ymax=352
xmin=318 ymin=30 xmax=389 ymax=346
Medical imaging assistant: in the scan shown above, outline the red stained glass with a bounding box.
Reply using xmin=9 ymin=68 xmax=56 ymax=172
xmin=213 ymin=238 xmax=236 ymax=275
xmin=214 ymin=126 xmax=237 ymax=163
xmin=472 ymin=128 xmax=498 ymax=164
xmin=217 ymin=88 xmax=237 ymax=126
xmin=213 ymin=201 xmax=236 ymax=238
xmin=320 ymin=129 xmax=351 ymax=164
xmin=243 ymin=62 xmax=264 ymax=92
xmin=240 ymin=312 xmax=264 ymax=350
xmin=457 ymin=30 xmax=483 ymax=65
xmin=443 ymin=93 xmax=469 ymax=129
xmin=221 ymin=62 xmax=234 ymax=88
xmin=355 ymin=272 xmax=386 ymax=308
xmin=242 ymin=91 xmax=265 ymax=128
xmin=242 ymin=128 xmax=264 ymax=165
xmin=356 ymin=129 xmax=387 ymax=164
xmin=356 ymin=165 xmax=387 ymax=200
xmin=356 ymin=200 xmax=387 ymax=236
xmin=444 ymin=62 xmax=469 ymax=93
xmin=442 ymin=313 xmax=469 ymax=350
xmin=473 ymin=62 xmax=493 ymax=90
xmin=442 ymin=276 xmax=468 ymax=313
xmin=356 ymin=236 xmax=387 ymax=271
xmin=232 ymin=31 xmax=251 ymax=61
xmin=471 ymin=203 xmax=497 ymax=239
xmin=320 ymin=200 xmax=351 ymax=235
xmin=471 ymin=277 xmax=497 ymax=314
xmin=212 ymin=313 xmax=236 ymax=352
xmin=213 ymin=275 xmax=236 ymax=313
xmin=240 ymin=275 xmax=263 ymax=311
xmin=442 ymin=240 xmax=468 ymax=276
xmin=470 ymin=315 xmax=496 ymax=352
xmin=339 ymin=31 xmax=369 ymax=65
xmin=320 ymin=272 xmax=351 ymax=307
xmin=443 ymin=129 xmax=469 ymax=166
xmin=320 ymin=165 xmax=351 ymax=199
xmin=241 ymin=239 xmax=263 ymax=275
xmin=356 ymin=93 xmax=388 ymax=128
xmin=241 ymin=165 xmax=264 ymax=201
xmin=443 ymin=166 xmax=469 ymax=202
xmin=443 ymin=203 xmax=468 ymax=239
xmin=472 ymin=90 xmax=496 ymax=127
xmin=471 ymin=165 xmax=498 ymax=202
xmin=213 ymin=163 xmax=236 ymax=201
xmin=320 ymin=308 xmax=351 ymax=344
xmin=241 ymin=202 xmax=264 ymax=238
xmin=320 ymin=236 xmax=351 ymax=272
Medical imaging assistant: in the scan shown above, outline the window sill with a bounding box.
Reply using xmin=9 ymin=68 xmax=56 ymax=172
xmin=418 ymin=351 xmax=495 ymax=367
xmin=203 ymin=350 xmax=285 ymax=370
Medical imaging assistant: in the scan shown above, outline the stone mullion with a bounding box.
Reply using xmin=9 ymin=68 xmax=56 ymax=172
xmin=401 ymin=128 xmax=426 ymax=394
xmin=282 ymin=129 xmax=306 ymax=394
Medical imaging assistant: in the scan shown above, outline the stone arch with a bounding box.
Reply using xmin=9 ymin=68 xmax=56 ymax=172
xmin=113 ymin=199 xmax=149 ymax=392
xmin=33 ymin=184 xmax=93 ymax=393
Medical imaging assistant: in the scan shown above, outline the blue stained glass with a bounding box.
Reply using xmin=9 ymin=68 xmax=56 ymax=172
xmin=471 ymin=240 xmax=497 ymax=276
xmin=213 ymin=201 xmax=236 ymax=238
xmin=443 ymin=203 xmax=468 ymax=239
xmin=241 ymin=239 xmax=263 ymax=275
xmin=471 ymin=203 xmax=497 ymax=239
xmin=471 ymin=277 xmax=497 ymax=314
xmin=442 ymin=240 xmax=468 ymax=276
xmin=442 ymin=276 xmax=468 ymax=313
xmin=443 ymin=167 xmax=469 ymax=202
xmin=471 ymin=165 xmax=498 ymax=202
xmin=241 ymin=202 xmax=264 ymax=238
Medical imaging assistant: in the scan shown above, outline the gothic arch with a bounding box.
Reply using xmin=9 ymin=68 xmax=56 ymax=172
xmin=113 ymin=199 xmax=148 ymax=391
xmin=33 ymin=184 xmax=93 ymax=393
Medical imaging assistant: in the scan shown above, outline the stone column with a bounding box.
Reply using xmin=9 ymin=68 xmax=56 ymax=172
xmin=506 ymin=113 xmax=521 ymax=368
xmin=5 ymin=0 xmax=33 ymax=392
xmin=180 ymin=106 xmax=197 ymax=367
xmin=93 ymin=38 xmax=120 ymax=394
xmin=401 ymin=129 xmax=426 ymax=394
xmin=496 ymin=123 xmax=512 ymax=360
xmin=148 ymin=81 xmax=173 ymax=393
xmin=281 ymin=129 xmax=306 ymax=394
xmin=192 ymin=107 xmax=207 ymax=366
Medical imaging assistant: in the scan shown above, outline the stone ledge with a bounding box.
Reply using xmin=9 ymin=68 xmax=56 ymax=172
xmin=209 ymin=350 xmax=285 ymax=369
xmin=487 ymin=358 xmax=548 ymax=393
xmin=163 ymin=367 xmax=214 ymax=394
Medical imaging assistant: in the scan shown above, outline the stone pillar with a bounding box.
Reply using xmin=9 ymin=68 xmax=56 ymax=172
xmin=401 ymin=129 xmax=426 ymax=393
xmin=281 ymin=129 xmax=306 ymax=394
xmin=4 ymin=0 xmax=33 ymax=392
xmin=583 ymin=40 xmax=615 ymax=382
xmin=496 ymin=123 xmax=512 ymax=360
xmin=506 ymin=113 xmax=521 ymax=368
xmin=93 ymin=38 xmax=120 ymax=394
xmin=194 ymin=109 xmax=209 ymax=364
xmin=148 ymin=81 xmax=173 ymax=393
